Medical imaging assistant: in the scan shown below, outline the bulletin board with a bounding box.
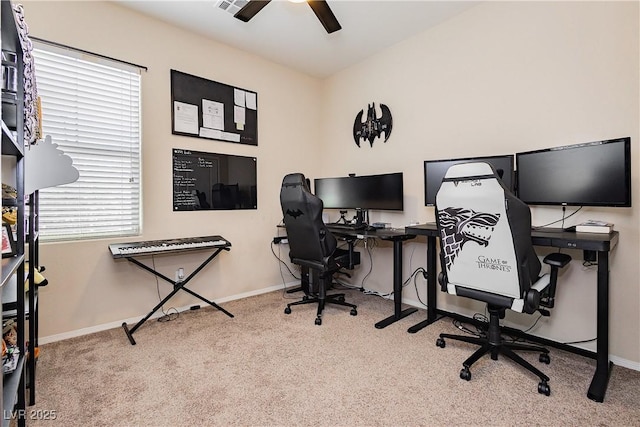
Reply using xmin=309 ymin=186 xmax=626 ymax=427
xmin=170 ymin=69 xmax=258 ymax=146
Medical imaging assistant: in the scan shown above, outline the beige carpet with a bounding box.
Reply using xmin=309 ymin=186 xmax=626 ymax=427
xmin=28 ymin=290 xmax=640 ymax=426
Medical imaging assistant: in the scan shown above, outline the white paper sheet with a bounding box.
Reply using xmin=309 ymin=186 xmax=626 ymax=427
xmin=173 ymin=101 xmax=198 ymax=134
xmin=234 ymin=88 xmax=245 ymax=107
xmin=202 ymin=99 xmax=224 ymax=130
xmin=245 ymin=92 xmax=257 ymax=110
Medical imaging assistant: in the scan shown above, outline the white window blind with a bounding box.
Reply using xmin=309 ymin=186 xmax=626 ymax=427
xmin=33 ymin=43 xmax=141 ymax=242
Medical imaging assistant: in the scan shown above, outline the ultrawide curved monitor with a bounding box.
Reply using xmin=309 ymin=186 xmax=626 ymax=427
xmin=314 ymin=172 xmax=403 ymax=211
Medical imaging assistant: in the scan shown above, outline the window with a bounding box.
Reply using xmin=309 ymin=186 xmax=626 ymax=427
xmin=33 ymin=42 xmax=141 ymax=242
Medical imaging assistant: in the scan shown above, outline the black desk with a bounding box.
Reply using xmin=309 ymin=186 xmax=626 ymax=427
xmin=404 ymin=222 xmax=618 ymax=403
xmin=327 ymin=226 xmax=417 ymax=328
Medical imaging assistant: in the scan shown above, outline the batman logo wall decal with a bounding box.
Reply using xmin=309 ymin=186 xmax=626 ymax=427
xmin=353 ymin=103 xmax=393 ymax=147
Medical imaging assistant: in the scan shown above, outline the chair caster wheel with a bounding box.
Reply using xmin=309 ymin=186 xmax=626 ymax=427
xmin=539 ymin=353 xmax=550 ymax=364
xmin=460 ymin=367 xmax=471 ymax=381
xmin=284 ymin=307 xmax=291 ymax=315
xmin=315 ymin=317 xmax=322 ymax=326
xmin=436 ymin=337 xmax=446 ymax=348
xmin=538 ymin=381 xmax=551 ymax=396
xmin=350 ymin=308 xmax=357 ymax=316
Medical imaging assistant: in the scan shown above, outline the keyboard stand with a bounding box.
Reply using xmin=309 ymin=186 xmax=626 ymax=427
xmin=121 ymin=246 xmax=233 ymax=345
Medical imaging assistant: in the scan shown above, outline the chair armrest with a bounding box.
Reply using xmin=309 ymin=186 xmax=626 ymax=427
xmin=539 ymin=253 xmax=571 ymax=310
xmin=292 ymin=258 xmax=327 ymax=272
xmin=438 ymin=271 xmax=448 ymax=292
xmin=543 ymin=252 xmax=572 ymax=268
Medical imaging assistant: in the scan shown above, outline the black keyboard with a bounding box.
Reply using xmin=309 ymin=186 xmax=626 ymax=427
xmin=531 ymin=227 xmax=569 ymax=233
xmin=328 ymin=223 xmax=366 ymax=231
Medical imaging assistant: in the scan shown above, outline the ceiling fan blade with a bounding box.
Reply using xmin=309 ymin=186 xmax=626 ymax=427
xmin=307 ymin=0 xmax=342 ymax=34
xmin=234 ymin=0 xmax=272 ymax=22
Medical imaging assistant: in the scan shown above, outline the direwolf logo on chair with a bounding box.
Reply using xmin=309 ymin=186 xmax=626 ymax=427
xmin=438 ymin=207 xmax=500 ymax=271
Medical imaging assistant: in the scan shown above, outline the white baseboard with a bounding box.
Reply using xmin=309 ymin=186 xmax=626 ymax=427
xmin=39 ymin=282 xmax=293 ymax=345
xmin=38 ymin=283 xmax=640 ymax=372
xmin=398 ymin=296 xmax=640 ymax=372
xmin=610 ymin=355 xmax=640 ymax=371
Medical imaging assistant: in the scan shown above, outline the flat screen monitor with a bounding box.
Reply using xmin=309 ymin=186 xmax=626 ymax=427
xmin=423 ymin=155 xmax=514 ymax=206
xmin=515 ymin=137 xmax=631 ymax=207
xmin=314 ymin=172 xmax=403 ymax=211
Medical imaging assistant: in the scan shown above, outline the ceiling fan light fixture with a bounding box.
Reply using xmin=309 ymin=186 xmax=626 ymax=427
xmin=288 ymin=0 xmax=307 ymax=3
xmin=234 ymin=0 xmax=341 ymax=34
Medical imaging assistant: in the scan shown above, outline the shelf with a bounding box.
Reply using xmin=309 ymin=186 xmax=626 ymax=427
xmin=1 ymin=94 xmax=17 ymax=105
xmin=2 ymin=354 xmax=24 ymax=427
xmin=2 ymin=0 xmax=30 ymax=421
xmin=1 ymin=255 xmax=24 ymax=289
xmin=0 ymin=3 xmax=19 ymax=53
xmin=0 ymin=59 xmax=17 ymax=67
xmin=1 ymin=120 xmax=21 ymax=157
xmin=1 ymin=274 xmax=36 ymax=318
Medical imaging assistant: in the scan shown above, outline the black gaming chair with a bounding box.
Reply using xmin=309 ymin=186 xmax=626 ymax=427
xmin=280 ymin=173 xmax=358 ymax=325
xmin=434 ymin=162 xmax=571 ymax=395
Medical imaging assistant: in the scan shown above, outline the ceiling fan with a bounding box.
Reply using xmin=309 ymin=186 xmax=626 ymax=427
xmin=234 ymin=0 xmax=342 ymax=34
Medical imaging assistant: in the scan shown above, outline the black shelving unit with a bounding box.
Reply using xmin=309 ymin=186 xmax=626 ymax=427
xmin=1 ymin=0 xmax=27 ymax=425
xmin=26 ymin=189 xmax=38 ymax=406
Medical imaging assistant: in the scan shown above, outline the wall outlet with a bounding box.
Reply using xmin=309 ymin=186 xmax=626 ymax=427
xmin=175 ymin=267 xmax=185 ymax=282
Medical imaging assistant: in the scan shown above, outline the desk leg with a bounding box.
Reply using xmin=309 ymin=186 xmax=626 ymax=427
xmin=375 ymin=239 xmax=417 ymax=329
xmin=408 ymin=235 xmax=441 ymax=333
xmin=587 ymin=250 xmax=613 ymax=402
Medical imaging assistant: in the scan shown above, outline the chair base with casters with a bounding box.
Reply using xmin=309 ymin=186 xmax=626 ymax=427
xmin=284 ymin=289 xmax=358 ymax=326
xmin=436 ymin=304 xmax=552 ymax=396
xmin=284 ymin=252 xmax=357 ymax=325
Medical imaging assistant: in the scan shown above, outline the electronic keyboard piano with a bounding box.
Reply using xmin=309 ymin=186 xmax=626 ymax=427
xmin=109 ymin=235 xmax=233 ymax=345
xmin=109 ymin=235 xmax=230 ymax=259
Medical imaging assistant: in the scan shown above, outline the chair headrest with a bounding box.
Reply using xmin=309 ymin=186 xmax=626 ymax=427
xmin=282 ymin=173 xmax=309 ymax=191
xmin=444 ymin=162 xmax=497 ymax=180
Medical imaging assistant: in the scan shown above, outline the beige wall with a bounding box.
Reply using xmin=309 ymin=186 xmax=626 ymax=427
xmin=321 ymin=1 xmax=639 ymax=365
xmin=22 ymin=0 xmax=324 ymax=335
xmin=21 ymin=1 xmax=639 ymax=365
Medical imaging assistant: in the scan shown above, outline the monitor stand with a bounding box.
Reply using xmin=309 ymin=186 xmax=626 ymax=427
xmin=355 ymin=209 xmax=367 ymax=227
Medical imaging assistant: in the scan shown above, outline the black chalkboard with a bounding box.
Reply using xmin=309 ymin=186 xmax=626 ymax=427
xmin=173 ymin=148 xmax=257 ymax=211
xmin=170 ymin=69 xmax=258 ymax=146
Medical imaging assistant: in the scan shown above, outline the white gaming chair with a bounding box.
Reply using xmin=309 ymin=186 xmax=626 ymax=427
xmin=434 ymin=162 xmax=571 ymax=396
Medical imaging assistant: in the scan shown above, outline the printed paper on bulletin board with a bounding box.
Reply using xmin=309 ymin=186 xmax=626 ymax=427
xmin=170 ymin=69 xmax=258 ymax=146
